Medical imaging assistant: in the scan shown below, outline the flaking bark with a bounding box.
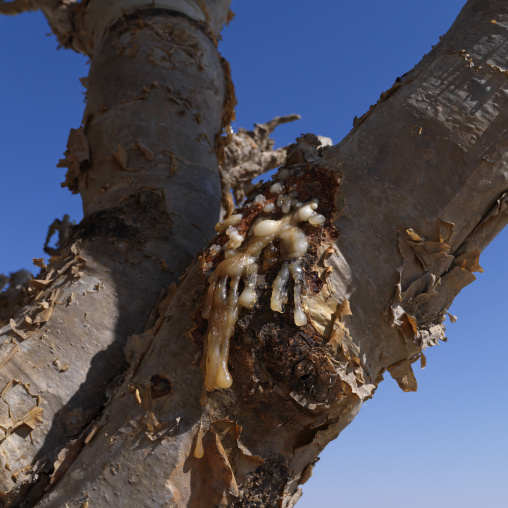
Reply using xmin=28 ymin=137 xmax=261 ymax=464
xmin=0 ymin=2 xmax=230 ymax=505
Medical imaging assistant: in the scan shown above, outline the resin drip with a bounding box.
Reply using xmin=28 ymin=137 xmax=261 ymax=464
xmin=202 ymin=199 xmax=326 ymax=391
xmin=194 ymin=425 xmax=204 ymax=459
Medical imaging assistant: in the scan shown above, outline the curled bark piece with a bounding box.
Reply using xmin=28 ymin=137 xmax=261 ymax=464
xmin=387 ymin=358 xmax=418 ymax=392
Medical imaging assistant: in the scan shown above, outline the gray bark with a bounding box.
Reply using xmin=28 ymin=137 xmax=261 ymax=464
xmin=0 ymin=1 xmax=232 ymax=505
xmin=0 ymin=0 xmax=507 ymax=506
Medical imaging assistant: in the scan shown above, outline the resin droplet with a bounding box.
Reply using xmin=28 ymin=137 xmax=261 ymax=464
xmin=253 ymin=219 xmax=280 ymax=237
xmin=270 ymin=182 xmax=283 ymax=194
xmin=194 ymin=426 xmax=204 ymax=459
xmin=309 ymin=214 xmax=326 ymax=225
xmin=263 ymin=202 xmax=275 ymax=213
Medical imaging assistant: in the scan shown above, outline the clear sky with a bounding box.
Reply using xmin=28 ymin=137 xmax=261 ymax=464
xmin=1 ymin=1 xmax=507 ymax=506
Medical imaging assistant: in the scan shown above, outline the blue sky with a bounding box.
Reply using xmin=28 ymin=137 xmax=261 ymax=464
xmin=1 ymin=1 xmax=507 ymax=506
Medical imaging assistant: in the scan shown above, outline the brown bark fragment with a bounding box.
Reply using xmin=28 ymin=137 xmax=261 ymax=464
xmin=58 ymin=127 xmax=90 ymax=194
xmin=387 ymin=358 xmax=418 ymax=392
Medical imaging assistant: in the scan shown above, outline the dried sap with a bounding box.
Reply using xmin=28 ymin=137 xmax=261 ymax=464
xmin=202 ymin=197 xmax=327 ymax=391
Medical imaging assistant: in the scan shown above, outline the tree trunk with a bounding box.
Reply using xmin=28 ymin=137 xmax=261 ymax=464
xmin=0 ymin=0 xmax=507 ymax=507
xmin=0 ymin=1 xmax=232 ymax=505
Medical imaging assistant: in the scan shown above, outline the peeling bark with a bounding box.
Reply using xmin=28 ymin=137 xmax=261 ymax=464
xmin=0 ymin=2 xmax=230 ymax=505
xmin=321 ymin=0 xmax=508 ymax=396
xmin=1 ymin=0 xmax=507 ymax=506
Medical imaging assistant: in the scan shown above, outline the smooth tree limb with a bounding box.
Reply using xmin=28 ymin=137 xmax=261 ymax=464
xmin=0 ymin=0 xmax=507 ymax=507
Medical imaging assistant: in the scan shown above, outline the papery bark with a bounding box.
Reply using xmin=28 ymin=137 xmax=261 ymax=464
xmin=0 ymin=1 xmax=232 ymax=505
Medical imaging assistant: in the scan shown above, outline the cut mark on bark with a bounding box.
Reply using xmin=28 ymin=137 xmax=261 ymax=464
xmin=201 ymin=167 xmax=328 ymax=392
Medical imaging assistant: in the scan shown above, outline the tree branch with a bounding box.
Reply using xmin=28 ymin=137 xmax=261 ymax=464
xmin=0 ymin=0 xmax=38 ymax=15
xmin=31 ymin=1 xmax=508 ymax=505
xmin=0 ymin=0 xmax=77 ymax=49
xmin=42 ymin=214 xmax=74 ymax=257
xmin=0 ymin=10 xmax=227 ymax=505
xmin=221 ymin=114 xmax=302 ymax=204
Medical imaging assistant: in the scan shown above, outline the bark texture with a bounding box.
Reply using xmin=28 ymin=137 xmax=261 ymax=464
xmin=0 ymin=1 xmax=232 ymax=505
xmin=1 ymin=0 xmax=507 ymax=507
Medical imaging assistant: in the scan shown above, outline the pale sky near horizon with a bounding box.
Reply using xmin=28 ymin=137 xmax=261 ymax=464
xmin=0 ymin=1 xmax=507 ymax=506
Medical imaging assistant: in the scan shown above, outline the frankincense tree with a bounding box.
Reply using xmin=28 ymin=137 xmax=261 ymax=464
xmin=0 ymin=1 xmax=507 ymax=506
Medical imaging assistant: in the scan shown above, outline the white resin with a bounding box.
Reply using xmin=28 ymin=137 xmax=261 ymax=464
xmin=209 ymin=244 xmax=221 ymax=256
xmin=271 ymin=263 xmax=290 ymax=312
xmin=309 ymin=214 xmax=326 ymax=225
xmin=239 ymin=288 xmax=257 ymax=308
xmin=279 ymin=229 xmax=308 ymax=258
xmin=227 ymin=234 xmax=245 ymax=249
xmin=298 ymin=204 xmax=315 ymax=221
xmin=270 ymin=182 xmax=283 ymax=194
xmin=201 ymin=198 xmax=327 ymax=391
xmin=290 ymin=261 xmax=307 ymax=326
xmin=281 ymin=196 xmax=293 ymax=213
xmin=253 ymin=219 xmax=280 ymax=237
xmin=216 ymin=214 xmax=243 ymax=233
